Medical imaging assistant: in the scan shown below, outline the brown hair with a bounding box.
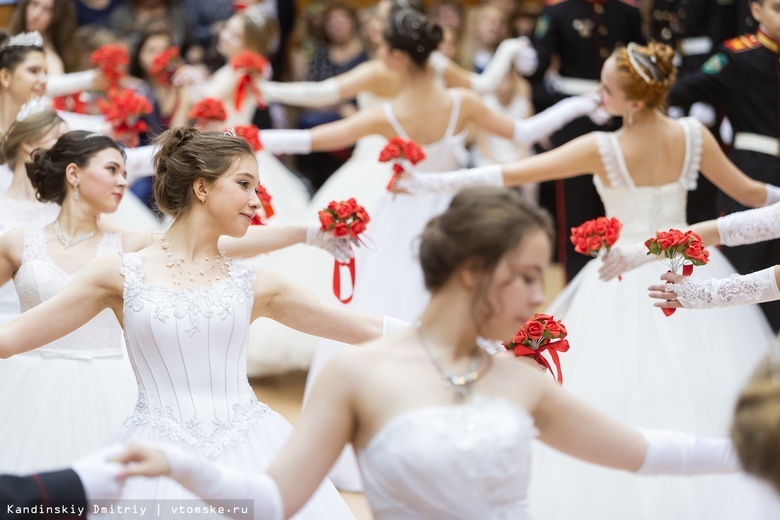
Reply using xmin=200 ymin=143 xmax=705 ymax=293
xmin=383 ymin=8 xmax=443 ymax=68
xmin=8 ymin=0 xmax=86 ymax=72
xmin=239 ymin=7 xmax=280 ymax=56
xmin=0 ymin=110 xmax=63 ymax=167
xmin=153 ymin=127 xmax=255 ymax=219
xmin=419 ymin=186 xmax=554 ymax=322
xmin=613 ymin=41 xmax=677 ymax=109
xmin=0 ymin=30 xmax=44 ymax=74
xmin=732 ymin=353 xmax=780 ymax=494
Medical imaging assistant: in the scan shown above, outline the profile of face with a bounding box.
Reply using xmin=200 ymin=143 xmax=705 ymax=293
xmin=324 ymin=7 xmax=356 ymax=44
xmin=68 ymin=147 xmax=128 ymax=214
xmin=598 ymin=56 xmax=631 ymax=117
xmin=476 ymin=230 xmax=551 ymax=341
xmin=476 ymin=6 xmax=505 ymax=47
xmin=138 ymin=34 xmax=172 ymax=75
xmin=1 ymin=50 xmax=47 ymax=102
xmin=25 ymin=0 xmax=54 ymax=34
xmin=752 ymin=0 xmax=780 ymax=39
xmin=217 ymin=16 xmax=245 ymax=59
xmin=200 ymin=155 xmax=261 ymax=237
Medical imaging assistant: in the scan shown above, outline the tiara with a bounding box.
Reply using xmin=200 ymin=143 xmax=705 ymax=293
xmin=84 ymin=132 xmax=103 ymax=139
xmin=16 ymin=97 xmax=45 ymax=122
xmin=244 ymin=5 xmax=268 ymax=29
xmin=626 ymin=43 xmax=660 ymax=85
xmin=224 ymin=128 xmax=237 ymax=137
xmin=2 ymin=31 xmax=43 ymax=49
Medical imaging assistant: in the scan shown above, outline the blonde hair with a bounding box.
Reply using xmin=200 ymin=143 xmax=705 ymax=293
xmin=0 ymin=110 xmax=63 ymax=168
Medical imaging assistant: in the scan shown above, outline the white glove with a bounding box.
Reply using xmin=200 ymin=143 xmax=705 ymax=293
xmin=46 ymin=69 xmax=98 ymax=98
xmin=383 ymin=316 xmax=411 ymax=336
xmin=598 ymin=243 xmax=657 ymax=281
xmin=717 ymin=202 xmax=780 ymax=246
xmin=665 ymin=266 xmax=780 ymax=310
xmin=258 ymin=78 xmax=340 ymax=107
xmin=260 ymin=129 xmax=312 ymax=155
xmin=689 ymin=102 xmax=716 ymax=128
xmin=162 ymin=443 xmax=284 ymax=520
xmin=305 ymin=223 xmax=354 ymax=263
xmin=513 ymin=95 xmax=598 ymax=145
xmin=395 ymin=164 xmax=504 ymax=195
xmin=71 ymin=443 xmax=126 ymax=501
xmin=468 ymin=38 xmax=529 ymax=93
xmin=588 ymin=96 xmax=612 ymax=126
xmin=124 ymin=145 xmax=156 ymax=185
xmin=513 ymin=36 xmax=538 ymax=76
xmin=636 ymin=429 xmax=740 ymax=476
xmin=428 ymin=50 xmax=450 ymax=74
xmin=764 ymin=183 xmax=780 ymax=207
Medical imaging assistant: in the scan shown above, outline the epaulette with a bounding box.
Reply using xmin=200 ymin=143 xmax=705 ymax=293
xmin=724 ymin=34 xmax=760 ymax=53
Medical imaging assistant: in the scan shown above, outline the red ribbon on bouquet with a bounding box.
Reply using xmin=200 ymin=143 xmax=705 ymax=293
xmin=333 ymin=259 xmax=357 ymax=304
xmin=503 ymin=313 xmax=570 ymax=384
xmin=230 ymin=51 xmax=269 ymax=111
xmin=318 ymin=199 xmax=370 ymax=304
xmin=512 ymin=340 xmax=570 ymax=384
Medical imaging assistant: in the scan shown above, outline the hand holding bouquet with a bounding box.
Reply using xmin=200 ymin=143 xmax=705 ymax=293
xmin=378 ymin=137 xmax=426 ymax=192
xmin=503 ymin=313 xmax=570 ymax=384
xmin=90 ymin=44 xmax=129 ymax=90
xmin=97 ymin=88 xmax=152 ymax=148
xmin=230 ymin=51 xmax=270 ymax=111
xmin=318 ymin=199 xmax=371 ymax=303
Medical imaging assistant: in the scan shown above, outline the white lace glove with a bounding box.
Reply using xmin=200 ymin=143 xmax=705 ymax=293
xmin=46 ymin=69 xmax=99 ymax=98
xmin=717 ymin=202 xmax=780 ymax=246
xmin=304 ymin=223 xmax=354 ymax=263
xmin=395 ymin=164 xmax=504 ymax=195
xmin=513 ymin=95 xmax=598 ymax=145
xmin=636 ymin=429 xmax=739 ymax=475
xmin=162 ymin=443 xmax=284 ymax=520
xmin=259 ymin=130 xmax=312 ymax=155
xmin=71 ymin=443 xmax=126 ymax=501
xmin=764 ymin=183 xmax=780 ymax=207
xmin=598 ymin=243 xmax=657 ymax=281
xmin=663 ymin=266 xmax=780 ymax=309
xmin=257 ymin=78 xmax=340 ymax=107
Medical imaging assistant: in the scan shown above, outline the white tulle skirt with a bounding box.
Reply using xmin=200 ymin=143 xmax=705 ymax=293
xmin=528 ymin=249 xmax=774 ymax=520
xmin=0 ymin=351 xmax=138 ymax=474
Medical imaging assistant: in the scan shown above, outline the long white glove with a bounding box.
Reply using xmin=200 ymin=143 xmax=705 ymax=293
xmin=260 ymin=130 xmax=312 ymax=155
xmin=124 ymin=145 xmax=157 ymax=185
xmin=46 ymin=69 xmax=98 ymax=98
xmin=304 ymin=223 xmax=354 ymax=264
xmin=665 ymin=266 xmax=780 ymax=309
xmin=764 ymin=183 xmax=780 ymax=207
xmin=636 ymin=429 xmax=740 ymax=475
xmin=162 ymin=443 xmax=284 ymax=520
xmin=258 ymin=78 xmax=340 ymax=108
xmin=513 ymin=95 xmax=598 ymax=145
xmin=598 ymin=243 xmax=657 ymax=281
xmin=383 ymin=316 xmax=411 ymax=336
xmin=72 ymin=443 xmax=126 ymax=501
xmin=717 ymin=201 xmax=780 ymax=247
xmin=395 ymin=164 xmax=504 ymax=195
xmin=469 ymin=38 xmax=534 ymax=93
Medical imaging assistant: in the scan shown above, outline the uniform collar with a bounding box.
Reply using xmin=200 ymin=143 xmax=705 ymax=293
xmin=757 ymin=26 xmax=780 ymax=54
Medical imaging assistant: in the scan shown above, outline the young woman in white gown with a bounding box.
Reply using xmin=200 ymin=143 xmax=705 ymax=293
xmin=394 ymin=42 xmax=778 ymax=520
xmin=118 ymin=186 xmax=741 ymax=520
xmin=0 ymin=127 xmax=414 ymax=518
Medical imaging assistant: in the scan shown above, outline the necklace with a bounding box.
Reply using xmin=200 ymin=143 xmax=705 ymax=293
xmin=417 ymin=326 xmax=489 ymax=402
xmin=54 ymin=219 xmax=96 ymax=249
xmin=161 ymin=236 xmax=229 ymax=286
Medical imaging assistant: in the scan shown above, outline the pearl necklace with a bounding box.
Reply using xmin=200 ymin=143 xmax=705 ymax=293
xmin=54 ymin=219 xmax=96 ymax=249
xmin=161 ymin=236 xmax=229 ymax=287
xmin=417 ymin=326 xmax=490 ymax=402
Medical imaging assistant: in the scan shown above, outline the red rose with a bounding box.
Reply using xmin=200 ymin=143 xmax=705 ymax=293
xmin=318 ymin=211 xmax=335 ymax=231
xmin=546 ymin=320 xmax=562 ymax=338
xmin=327 ymin=201 xmax=339 ymax=213
xmin=355 ymin=209 xmax=370 ymax=223
xmin=526 ymin=321 xmax=545 ymax=342
xmin=586 ymin=235 xmax=603 ymax=253
xmin=381 ymin=143 xmax=401 ymax=161
xmin=333 ymin=222 xmax=349 ymax=237
xmin=534 ymin=313 xmax=555 ymax=323
xmin=348 ymin=220 xmax=367 ymax=237
xmin=392 ymin=163 xmax=404 ymax=174
xmin=335 ymin=203 xmax=352 ymax=220
xmin=512 ymin=327 xmax=529 ymax=346
xmin=603 ymin=230 xmax=619 ymax=247
xmin=343 ymin=198 xmax=358 ymax=213
xmin=593 ymin=217 xmax=609 ymax=235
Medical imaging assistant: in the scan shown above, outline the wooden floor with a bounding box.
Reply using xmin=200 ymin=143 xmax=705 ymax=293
xmin=250 ymin=264 xmax=566 ymax=518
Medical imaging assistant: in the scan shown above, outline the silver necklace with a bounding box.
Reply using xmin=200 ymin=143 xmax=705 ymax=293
xmin=417 ymin=326 xmax=488 ymax=402
xmin=54 ymin=219 xmax=96 ymax=249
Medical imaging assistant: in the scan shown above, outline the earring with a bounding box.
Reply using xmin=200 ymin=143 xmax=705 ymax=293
xmin=627 ymin=108 xmax=634 ymax=127
xmin=73 ymin=182 xmax=80 ymax=202
xmin=200 ymin=196 xmax=206 ymax=204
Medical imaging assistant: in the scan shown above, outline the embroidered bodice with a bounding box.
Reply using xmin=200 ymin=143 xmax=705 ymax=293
xmin=383 ymin=90 xmax=470 ymax=172
xmin=358 ymin=397 xmax=537 ymax=519
xmin=14 ymin=228 xmax=124 ymax=358
xmin=120 ymin=252 xmax=271 ymax=459
xmin=593 ymin=117 xmax=702 ymax=244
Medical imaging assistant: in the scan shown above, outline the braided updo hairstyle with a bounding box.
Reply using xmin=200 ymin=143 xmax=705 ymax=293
xmin=613 ymin=41 xmax=677 ymax=109
xmin=731 ymin=351 xmax=780 ymax=494
xmin=153 ymin=127 xmax=255 ymax=219
xmin=383 ymin=8 xmax=443 ymax=68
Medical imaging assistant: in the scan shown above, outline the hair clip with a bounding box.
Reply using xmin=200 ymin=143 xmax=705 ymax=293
xmin=16 ymin=97 xmax=45 ymax=122
xmin=84 ymin=132 xmax=103 ymax=139
xmin=224 ymin=128 xmax=237 ymax=137
xmin=2 ymin=31 xmax=43 ymax=49
xmin=626 ymin=42 xmax=660 ymax=85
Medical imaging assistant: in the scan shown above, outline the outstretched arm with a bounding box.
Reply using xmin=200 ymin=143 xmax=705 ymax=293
xmin=438 ymin=38 xmax=538 ymax=93
xmin=219 ymin=224 xmax=353 ymax=263
xmin=689 ymin=201 xmax=780 ymax=248
xmin=0 ymin=255 xmax=123 ymax=358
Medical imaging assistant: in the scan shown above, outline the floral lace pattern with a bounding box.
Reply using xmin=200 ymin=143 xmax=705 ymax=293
xmin=123 ymin=392 xmax=273 ymax=460
xmin=671 ymin=268 xmax=779 ymax=309
xmin=717 ymin=202 xmax=780 ymax=247
xmin=121 ymin=252 xmax=254 ymax=337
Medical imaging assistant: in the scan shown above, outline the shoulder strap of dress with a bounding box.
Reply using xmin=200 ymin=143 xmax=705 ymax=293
xmin=679 ymin=117 xmax=702 ymax=190
xmin=383 ymin=102 xmax=409 ymax=138
xmin=21 ymin=227 xmax=47 ymax=264
xmin=594 ymin=132 xmax=632 ymax=188
xmin=444 ymin=90 xmax=462 ymax=138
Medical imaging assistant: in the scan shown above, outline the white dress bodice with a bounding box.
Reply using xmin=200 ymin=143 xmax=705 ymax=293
xmin=120 ymin=252 xmax=272 ymax=460
xmin=358 ymin=397 xmax=537 ymax=519
xmin=593 ymin=117 xmax=702 ymax=244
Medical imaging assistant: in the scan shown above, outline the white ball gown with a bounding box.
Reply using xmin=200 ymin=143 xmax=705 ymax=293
xmin=0 ymin=229 xmax=138 ymax=473
xmin=113 ymin=253 xmax=353 ymax=518
xmin=528 ymin=118 xmax=775 ymax=520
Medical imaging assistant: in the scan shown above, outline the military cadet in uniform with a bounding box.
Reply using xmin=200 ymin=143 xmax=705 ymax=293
xmin=529 ymin=0 xmax=644 ymax=281
xmin=668 ymin=0 xmax=780 ymax=332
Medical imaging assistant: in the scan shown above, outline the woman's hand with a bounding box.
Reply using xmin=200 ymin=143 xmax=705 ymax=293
xmin=114 ymin=442 xmax=172 ymax=478
xmin=172 ymin=65 xmax=208 ymax=87
xmin=648 ymin=272 xmax=686 ymax=309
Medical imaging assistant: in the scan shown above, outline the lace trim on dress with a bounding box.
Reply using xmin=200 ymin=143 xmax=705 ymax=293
xmin=120 ymin=252 xmax=255 ymax=337
xmin=594 ymin=132 xmax=625 ymax=188
xmin=680 ymin=118 xmax=702 ymax=190
xmin=123 ymin=392 xmax=272 ymax=460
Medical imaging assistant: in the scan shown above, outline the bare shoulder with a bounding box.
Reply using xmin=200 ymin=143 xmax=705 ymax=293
xmin=121 ymin=231 xmax=158 ymax=253
xmin=457 ymin=88 xmax=486 ymax=111
xmin=0 ymin=227 xmax=25 ymax=256
xmin=488 ymin=354 xmax=553 ymax=403
xmin=86 ymin=253 xmax=127 ymax=294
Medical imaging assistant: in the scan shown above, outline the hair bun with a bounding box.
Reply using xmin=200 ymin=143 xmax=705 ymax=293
xmin=646 ymin=41 xmax=675 ymax=82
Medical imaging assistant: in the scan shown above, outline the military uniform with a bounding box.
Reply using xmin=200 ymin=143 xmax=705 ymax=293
xmin=529 ymin=0 xmax=644 ymax=281
xmin=668 ymin=29 xmax=780 ymax=331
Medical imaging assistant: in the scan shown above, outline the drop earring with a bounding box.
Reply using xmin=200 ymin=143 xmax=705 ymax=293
xmin=627 ymin=108 xmax=634 ymax=127
xmin=72 ymin=182 xmax=80 ymax=201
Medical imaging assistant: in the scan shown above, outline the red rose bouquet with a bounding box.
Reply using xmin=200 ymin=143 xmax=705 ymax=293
xmin=378 ymin=136 xmax=426 ymax=192
xmin=644 ymin=229 xmax=710 ymax=316
xmin=503 ymin=313 xmax=570 ymax=384
xmin=189 ymin=98 xmax=227 ymax=125
xmin=318 ymin=198 xmax=371 ymax=304
xmin=52 ymin=93 xmax=87 ymax=114
xmin=97 ymin=88 xmax=152 ymax=148
xmin=250 ymin=184 xmax=274 ymax=225
xmin=571 ymin=216 xmax=623 ymax=279
xmin=149 ymin=46 xmax=181 ymax=86
xmin=230 ymin=51 xmax=269 ymax=111
xmin=90 ymin=44 xmax=129 ymax=90
xmin=232 ymin=124 xmax=263 ymax=153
